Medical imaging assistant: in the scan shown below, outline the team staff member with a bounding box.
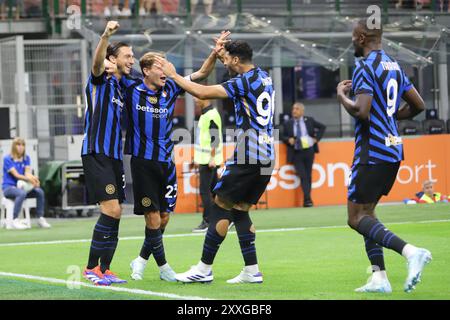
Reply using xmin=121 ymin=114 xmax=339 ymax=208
xmin=192 ymin=97 xmax=223 ymax=233
xmin=81 ymin=21 xmax=134 ymax=286
xmin=282 ymin=102 xmax=326 ymax=208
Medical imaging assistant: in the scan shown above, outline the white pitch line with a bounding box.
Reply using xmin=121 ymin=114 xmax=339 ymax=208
xmin=1 ymin=218 xmax=449 ymax=248
xmin=0 ymin=271 xmax=211 ymax=300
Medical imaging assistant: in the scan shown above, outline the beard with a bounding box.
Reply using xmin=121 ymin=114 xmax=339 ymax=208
xmin=353 ymin=42 xmax=364 ymax=58
xmin=227 ymin=66 xmax=238 ymax=77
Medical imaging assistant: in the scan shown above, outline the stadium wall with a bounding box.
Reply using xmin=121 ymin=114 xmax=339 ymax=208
xmin=173 ymin=134 xmax=450 ymax=213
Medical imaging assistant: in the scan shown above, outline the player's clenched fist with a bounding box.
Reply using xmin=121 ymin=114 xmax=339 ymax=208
xmin=337 ymin=80 xmax=352 ymax=96
xmin=103 ymin=21 xmax=120 ymax=38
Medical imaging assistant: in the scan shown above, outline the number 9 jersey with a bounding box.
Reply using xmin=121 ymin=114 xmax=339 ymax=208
xmin=221 ymin=67 xmax=275 ymax=166
xmin=351 ymin=50 xmax=413 ymax=165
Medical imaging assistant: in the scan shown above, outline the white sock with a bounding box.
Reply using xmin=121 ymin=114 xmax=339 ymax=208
xmin=372 ymin=270 xmax=388 ymax=282
xmin=197 ymin=261 xmax=212 ymax=274
xmin=136 ymin=256 xmax=148 ymax=264
xmin=244 ymin=264 xmax=259 ymax=275
xmin=402 ymin=244 xmax=418 ymax=259
xmin=159 ymin=263 xmax=171 ymax=272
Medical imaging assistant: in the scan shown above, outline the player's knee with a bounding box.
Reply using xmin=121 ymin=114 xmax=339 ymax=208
xmin=145 ymin=211 xmax=161 ymax=228
xmin=233 ymin=211 xmax=253 ymax=234
xmin=216 ymin=219 xmax=230 ymax=237
xmin=160 ymin=212 xmax=170 ymax=229
xmin=102 ymin=203 xmax=121 ymax=219
xmin=109 ymin=205 xmax=122 ymax=219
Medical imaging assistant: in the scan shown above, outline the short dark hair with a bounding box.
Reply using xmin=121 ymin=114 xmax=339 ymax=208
xmin=225 ymin=40 xmax=253 ymax=63
xmin=106 ymin=42 xmax=130 ymax=61
xmin=355 ymin=18 xmax=383 ymax=42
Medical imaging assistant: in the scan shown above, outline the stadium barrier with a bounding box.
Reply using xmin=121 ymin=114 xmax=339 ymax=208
xmin=172 ymin=134 xmax=450 ymax=213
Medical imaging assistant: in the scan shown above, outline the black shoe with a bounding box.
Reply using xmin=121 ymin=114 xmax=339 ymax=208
xmin=303 ymin=201 xmax=314 ymax=208
xmin=192 ymin=220 xmax=209 ymax=233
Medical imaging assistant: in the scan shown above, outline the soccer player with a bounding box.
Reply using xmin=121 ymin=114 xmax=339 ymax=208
xmin=336 ymin=19 xmax=432 ymax=293
xmin=125 ymin=32 xmax=231 ymax=282
xmin=81 ymin=21 xmax=134 ymax=286
xmin=155 ymin=40 xmax=275 ymax=284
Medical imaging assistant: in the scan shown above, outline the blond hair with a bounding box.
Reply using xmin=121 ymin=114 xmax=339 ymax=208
xmin=139 ymin=51 xmax=166 ymax=75
xmin=11 ymin=137 xmax=26 ymax=160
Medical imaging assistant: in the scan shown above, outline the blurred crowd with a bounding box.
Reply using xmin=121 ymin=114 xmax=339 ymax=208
xmin=0 ymin=0 xmax=448 ymax=21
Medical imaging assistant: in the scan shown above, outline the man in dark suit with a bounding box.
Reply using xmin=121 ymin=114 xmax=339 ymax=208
xmin=282 ymin=102 xmax=326 ymax=207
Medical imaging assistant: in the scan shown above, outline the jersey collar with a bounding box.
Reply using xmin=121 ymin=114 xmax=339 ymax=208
xmin=137 ymin=82 xmax=161 ymax=95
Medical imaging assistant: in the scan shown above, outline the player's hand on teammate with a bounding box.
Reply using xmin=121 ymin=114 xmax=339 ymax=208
xmin=337 ymin=80 xmax=352 ymax=96
xmin=104 ymin=59 xmax=117 ymax=75
xmin=154 ymin=56 xmax=177 ymax=78
xmin=103 ymin=21 xmax=120 ymax=38
xmin=213 ymin=30 xmax=231 ymax=56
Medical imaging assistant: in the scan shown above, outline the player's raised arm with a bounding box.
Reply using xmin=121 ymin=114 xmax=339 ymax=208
xmin=92 ymin=21 xmax=120 ymax=77
xmin=189 ymin=30 xmax=231 ymax=82
xmin=156 ymin=56 xmax=229 ymax=100
xmin=337 ymin=80 xmax=372 ymax=120
xmin=397 ymin=87 xmax=425 ymax=120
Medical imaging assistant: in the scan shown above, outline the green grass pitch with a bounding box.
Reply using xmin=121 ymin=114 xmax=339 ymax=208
xmin=0 ymin=203 xmax=449 ymax=300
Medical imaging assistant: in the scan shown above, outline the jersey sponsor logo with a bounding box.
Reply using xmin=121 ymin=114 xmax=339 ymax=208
xmin=111 ymin=96 xmax=124 ymax=108
xmin=258 ymin=133 xmax=274 ymax=144
xmin=141 ymin=197 xmax=152 ymax=207
xmin=135 ymin=104 xmax=169 ymax=117
xmin=385 ymin=134 xmax=403 ymax=147
xmin=261 ymin=77 xmax=273 ymax=86
xmin=105 ymin=184 xmax=116 ymax=195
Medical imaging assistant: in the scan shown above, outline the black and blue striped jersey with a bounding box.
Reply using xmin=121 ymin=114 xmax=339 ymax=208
xmin=221 ymin=67 xmax=275 ymax=165
xmin=123 ymin=78 xmax=184 ymax=162
xmin=351 ymin=50 xmax=413 ymax=165
xmin=82 ymin=72 xmax=124 ymax=160
xmin=164 ymin=160 xmax=177 ymax=213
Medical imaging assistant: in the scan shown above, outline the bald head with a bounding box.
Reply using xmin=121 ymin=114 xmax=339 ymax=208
xmin=292 ymin=102 xmax=305 ymax=119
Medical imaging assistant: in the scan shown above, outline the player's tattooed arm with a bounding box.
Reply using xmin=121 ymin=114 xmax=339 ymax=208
xmin=190 ymin=31 xmax=231 ymax=82
xmin=337 ymin=80 xmax=372 ymax=120
xmin=92 ymin=21 xmax=120 ymax=77
xmin=156 ymin=57 xmax=229 ymax=99
xmin=397 ymin=87 xmax=425 ymax=120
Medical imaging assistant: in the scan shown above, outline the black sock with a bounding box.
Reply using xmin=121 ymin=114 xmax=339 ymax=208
xmin=140 ymin=228 xmax=166 ymax=260
xmin=357 ymin=216 xmax=407 ymax=255
xmin=147 ymin=228 xmax=166 ymax=267
xmin=100 ymin=216 xmax=120 ymax=273
xmin=87 ymin=213 xmax=118 ymax=270
xmin=140 ymin=227 xmax=153 ymax=260
xmin=232 ymin=209 xmax=258 ymax=266
xmin=364 ymin=236 xmax=385 ymax=272
xmin=200 ymin=203 xmax=231 ymax=265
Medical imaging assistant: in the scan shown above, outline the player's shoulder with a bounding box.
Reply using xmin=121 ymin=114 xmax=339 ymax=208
xmin=3 ymin=154 xmax=13 ymax=162
xmin=164 ymin=78 xmax=181 ymax=93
